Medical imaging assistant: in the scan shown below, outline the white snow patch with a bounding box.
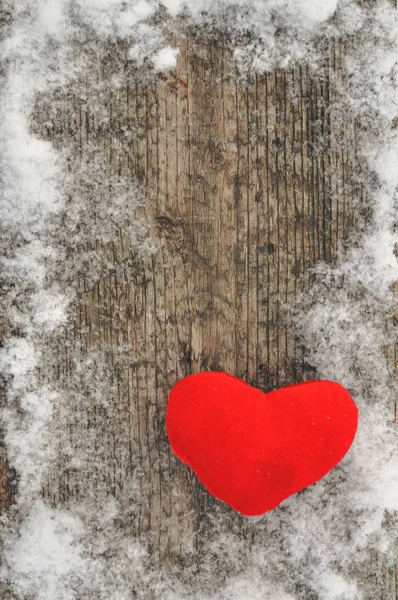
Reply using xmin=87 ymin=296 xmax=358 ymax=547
xmin=29 ymin=290 xmax=68 ymax=332
xmin=0 ymin=101 xmax=64 ymax=229
xmin=291 ymin=0 xmax=338 ymax=24
xmin=37 ymin=0 xmax=68 ymax=38
xmin=161 ymin=0 xmax=185 ymax=17
xmin=0 ymin=338 xmax=38 ymax=382
xmin=4 ymin=389 xmax=58 ymax=497
xmin=209 ymin=576 xmax=296 ymax=600
xmin=115 ymin=2 xmax=156 ymax=37
xmin=1 ymin=240 xmax=58 ymax=288
xmin=318 ymin=573 xmax=358 ymax=600
xmin=4 ymin=501 xmax=87 ymax=600
xmin=76 ymin=0 xmax=157 ymax=38
xmin=152 ymin=46 xmax=179 ymax=70
xmin=161 ymin=0 xmax=338 ymax=24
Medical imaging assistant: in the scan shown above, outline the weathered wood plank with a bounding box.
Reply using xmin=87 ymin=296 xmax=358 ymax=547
xmin=31 ymin=33 xmax=360 ymax=557
xmin=3 ymin=26 xmax=395 ymax=598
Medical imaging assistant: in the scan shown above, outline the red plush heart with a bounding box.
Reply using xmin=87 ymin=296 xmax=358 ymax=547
xmin=166 ymin=372 xmax=358 ymax=516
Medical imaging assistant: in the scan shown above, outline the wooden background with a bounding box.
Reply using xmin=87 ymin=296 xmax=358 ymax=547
xmin=1 ymin=25 xmax=397 ymax=599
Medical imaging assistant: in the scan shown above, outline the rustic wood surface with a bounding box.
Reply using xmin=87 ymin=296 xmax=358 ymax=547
xmin=1 ymin=29 xmax=396 ymax=598
xmin=44 ymin=32 xmax=360 ymax=556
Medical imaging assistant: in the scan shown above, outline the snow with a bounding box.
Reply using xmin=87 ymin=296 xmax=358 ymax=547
xmin=37 ymin=0 xmax=67 ymax=37
xmin=1 ymin=0 xmax=398 ymax=599
xmin=318 ymin=574 xmax=358 ymax=600
xmin=160 ymin=0 xmax=338 ymax=23
xmin=3 ymin=501 xmax=87 ymax=600
xmin=152 ymin=46 xmax=179 ymax=70
xmin=208 ymin=577 xmax=296 ymax=600
xmin=30 ymin=290 xmax=68 ymax=332
xmin=0 ymin=338 xmax=38 ymax=382
xmin=0 ymin=101 xmax=65 ymax=229
xmin=161 ymin=0 xmax=186 ymax=17
xmin=291 ymin=0 xmax=339 ymax=23
xmin=75 ymin=0 xmax=156 ymax=38
xmin=3 ymin=389 xmax=58 ymax=497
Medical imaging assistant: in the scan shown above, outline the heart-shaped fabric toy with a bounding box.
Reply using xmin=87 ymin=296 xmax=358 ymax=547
xmin=166 ymin=372 xmax=358 ymax=516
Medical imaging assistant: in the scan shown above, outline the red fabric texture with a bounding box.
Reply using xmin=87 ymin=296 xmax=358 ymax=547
xmin=166 ymin=372 xmax=358 ymax=516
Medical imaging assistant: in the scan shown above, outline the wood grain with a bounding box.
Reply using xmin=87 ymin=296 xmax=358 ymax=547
xmin=38 ymin=34 xmax=359 ymax=554
xmin=1 ymin=29 xmax=395 ymax=597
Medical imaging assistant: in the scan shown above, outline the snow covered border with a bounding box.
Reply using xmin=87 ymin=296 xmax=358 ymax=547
xmin=0 ymin=1 xmax=398 ymax=599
